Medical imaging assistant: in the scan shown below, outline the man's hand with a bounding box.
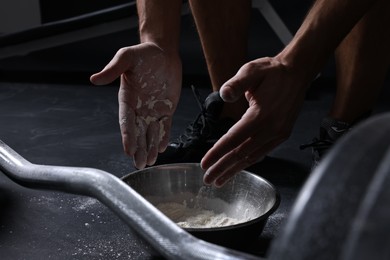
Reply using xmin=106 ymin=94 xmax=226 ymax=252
xmin=90 ymin=42 xmax=182 ymax=169
xmin=201 ymin=57 xmax=309 ymax=187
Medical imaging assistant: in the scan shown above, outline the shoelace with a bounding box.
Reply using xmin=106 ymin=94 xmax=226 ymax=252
xmin=175 ymin=86 xmax=209 ymax=144
xmin=300 ymin=138 xmax=334 ymax=153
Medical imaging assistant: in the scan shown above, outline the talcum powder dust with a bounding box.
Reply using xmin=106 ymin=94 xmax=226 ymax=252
xmin=155 ymin=201 xmax=249 ymax=228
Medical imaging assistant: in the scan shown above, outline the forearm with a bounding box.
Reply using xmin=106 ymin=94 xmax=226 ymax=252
xmin=137 ymin=0 xmax=182 ymax=55
xmin=277 ymin=0 xmax=379 ymax=81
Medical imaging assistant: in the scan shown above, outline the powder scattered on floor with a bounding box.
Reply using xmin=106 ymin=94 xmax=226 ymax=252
xmin=156 ymin=202 xmax=244 ymax=228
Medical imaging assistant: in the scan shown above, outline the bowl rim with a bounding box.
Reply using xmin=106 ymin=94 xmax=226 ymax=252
xmin=121 ymin=163 xmax=280 ymax=232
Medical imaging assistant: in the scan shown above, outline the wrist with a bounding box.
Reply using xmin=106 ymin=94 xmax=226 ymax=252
xmin=275 ymin=44 xmax=321 ymax=83
xmin=140 ymin=35 xmax=180 ymax=57
xmin=137 ymin=0 xmax=182 ymax=57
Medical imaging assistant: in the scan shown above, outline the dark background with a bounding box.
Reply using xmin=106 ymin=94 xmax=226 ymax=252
xmin=39 ymin=0 xmax=129 ymax=23
xmin=0 ymin=1 xmax=389 ymax=259
xmin=0 ymin=0 xmax=316 ymax=85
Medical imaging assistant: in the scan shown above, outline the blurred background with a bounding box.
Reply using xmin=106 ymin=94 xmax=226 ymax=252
xmin=0 ymin=0 xmax=316 ymax=85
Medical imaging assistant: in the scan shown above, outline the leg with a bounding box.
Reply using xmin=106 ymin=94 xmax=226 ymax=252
xmin=301 ymin=0 xmax=390 ymax=168
xmin=154 ymin=0 xmax=252 ymax=165
xmin=189 ymin=0 xmax=251 ymax=120
xmin=331 ymin=0 xmax=390 ymax=123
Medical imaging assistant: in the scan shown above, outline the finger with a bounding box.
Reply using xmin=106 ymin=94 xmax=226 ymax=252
xmin=201 ymin=108 xmax=260 ymax=169
xmin=90 ymin=48 xmax=131 ymax=85
xmin=158 ymin=116 xmax=172 ymax=153
xmin=220 ymin=62 xmax=264 ymax=102
xmin=133 ymin=117 xmax=147 ymax=169
xmin=215 ymin=140 xmax=281 ymax=187
xmin=146 ymin=121 xmax=159 ymax=166
xmin=214 ymin=142 xmax=277 ymax=187
xmin=205 ymin=138 xmax=282 ymax=187
xmin=119 ymin=109 xmax=137 ymax=156
xmin=203 ymin=135 xmax=263 ymax=186
xmin=119 ymin=103 xmax=137 ymax=156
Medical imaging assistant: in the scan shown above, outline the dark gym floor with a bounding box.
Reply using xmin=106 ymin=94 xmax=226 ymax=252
xmin=1 ymin=2 xmax=390 ymax=259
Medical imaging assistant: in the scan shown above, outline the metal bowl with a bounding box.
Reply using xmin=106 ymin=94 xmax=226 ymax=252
xmin=122 ymin=163 xmax=279 ymax=248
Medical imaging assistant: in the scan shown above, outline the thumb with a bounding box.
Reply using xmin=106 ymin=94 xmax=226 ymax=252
xmin=90 ymin=48 xmax=131 ymax=85
xmin=220 ymin=62 xmax=263 ymax=102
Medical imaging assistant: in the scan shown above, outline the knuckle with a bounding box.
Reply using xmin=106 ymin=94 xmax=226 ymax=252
xmin=263 ymin=56 xmax=273 ymax=64
xmin=116 ymin=47 xmax=129 ymax=58
xmin=117 ymin=47 xmax=126 ymax=54
xmin=243 ymin=61 xmax=257 ymax=73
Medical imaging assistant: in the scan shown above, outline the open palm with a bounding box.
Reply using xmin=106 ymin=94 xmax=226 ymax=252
xmin=91 ymin=43 xmax=182 ymax=169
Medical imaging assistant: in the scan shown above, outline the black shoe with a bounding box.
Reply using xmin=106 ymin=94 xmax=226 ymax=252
xmin=155 ymin=87 xmax=236 ymax=165
xmin=300 ymin=117 xmax=352 ymax=169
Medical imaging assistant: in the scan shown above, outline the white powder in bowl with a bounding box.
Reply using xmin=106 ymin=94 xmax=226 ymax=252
xmin=156 ymin=202 xmax=245 ymax=228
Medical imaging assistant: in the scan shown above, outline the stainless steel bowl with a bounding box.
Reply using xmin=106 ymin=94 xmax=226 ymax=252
xmin=122 ymin=163 xmax=279 ymax=248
